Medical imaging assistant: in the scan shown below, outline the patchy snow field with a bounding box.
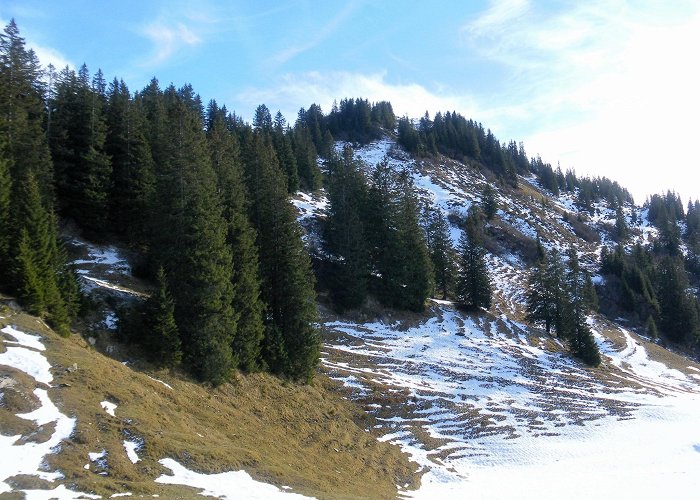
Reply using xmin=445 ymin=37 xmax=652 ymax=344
xmin=322 ymin=304 xmax=700 ymax=499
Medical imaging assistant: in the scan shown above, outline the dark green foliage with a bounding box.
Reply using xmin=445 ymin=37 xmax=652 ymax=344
xmin=0 ymin=20 xmax=54 ymax=200
xmin=565 ymin=248 xmax=601 ymax=365
xmin=646 ymin=315 xmax=658 ymax=339
xmin=422 ymin=207 xmax=456 ymax=300
xmin=323 ymin=146 xmax=370 ymax=311
xmin=105 ymin=79 xmax=155 ymax=244
xmin=526 ymin=248 xmax=565 ymax=335
xmin=291 ymin=124 xmax=322 ymax=191
xmin=614 ymin=206 xmax=628 ymax=241
xmin=243 ymin=132 xmax=319 ymax=382
xmin=365 ymin=162 xmax=433 ymax=312
xmin=143 ymin=267 xmax=182 ymax=367
xmin=481 ymin=185 xmax=498 ymax=220
xmin=0 ymin=147 xmax=10 ymax=280
xmin=49 ymin=65 xmax=112 ymax=234
xmin=456 ymin=222 xmax=491 ymax=310
xmin=656 ymin=256 xmax=699 ymax=345
xmin=397 ymin=111 xmax=516 ymax=186
xmin=206 ymin=101 xmax=265 ymax=372
xmin=153 ymin=88 xmax=237 ymax=385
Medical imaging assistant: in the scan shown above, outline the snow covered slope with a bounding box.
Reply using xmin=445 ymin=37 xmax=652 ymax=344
xmin=311 ymin=137 xmax=700 ymax=498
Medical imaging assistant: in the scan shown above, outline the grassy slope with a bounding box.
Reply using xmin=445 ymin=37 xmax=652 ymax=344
xmin=0 ymin=300 xmax=419 ymax=499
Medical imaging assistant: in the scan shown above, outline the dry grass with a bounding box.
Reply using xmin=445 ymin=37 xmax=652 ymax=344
xmin=0 ymin=302 xmax=418 ymax=499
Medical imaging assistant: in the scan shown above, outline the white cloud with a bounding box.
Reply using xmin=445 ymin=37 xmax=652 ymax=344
xmin=236 ymin=71 xmax=482 ymax=125
xmin=461 ymin=1 xmax=700 ymax=202
xmin=270 ymin=2 xmax=359 ymax=66
xmin=31 ymin=43 xmax=72 ymax=70
xmin=140 ymin=20 xmax=202 ymax=66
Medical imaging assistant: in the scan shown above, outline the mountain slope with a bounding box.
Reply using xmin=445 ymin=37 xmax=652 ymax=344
xmin=0 ymin=298 xmax=417 ymax=498
xmin=298 ymin=135 xmax=700 ymax=498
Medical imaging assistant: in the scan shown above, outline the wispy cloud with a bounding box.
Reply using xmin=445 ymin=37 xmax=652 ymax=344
xmin=461 ymin=0 xmax=700 ymax=202
xmin=269 ymin=2 xmax=360 ymax=66
xmin=140 ymin=20 xmax=202 ymax=66
xmin=236 ymin=70 xmax=481 ymax=124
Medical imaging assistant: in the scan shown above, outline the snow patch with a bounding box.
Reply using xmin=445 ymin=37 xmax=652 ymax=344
xmin=155 ymin=458 xmax=314 ymax=499
xmin=101 ymin=400 xmax=117 ymax=417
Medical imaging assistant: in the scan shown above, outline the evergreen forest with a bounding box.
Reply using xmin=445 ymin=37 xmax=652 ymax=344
xmin=2 ymin=18 xmax=700 ymax=385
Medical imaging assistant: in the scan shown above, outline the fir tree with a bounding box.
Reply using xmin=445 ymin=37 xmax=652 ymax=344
xmin=646 ymin=315 xmax=658 ymax=340
xmin=423 ymin=207 xmax=456 ymax=300
xmin=481 ymin=185 xmax=498 ymax=221
xmin=207 ymin=102 xmax=265 ymax=372
xmin=0 ymin=20 xmax=54 ymax=200
xmin=565 ymin=248 xmax=601 ymax=366
xmin=243 ymin=132 xmax=319 ymax=382
xmin=456 ymin=222 xmax=491 ymax=310
xmin=155 ymin=89 xmax=237 ymax=385
xmin=49 ymin=65 xmax=112 ymax=233
xmin=144 ymin=266 xmax=182 ymax=367
xmin=324 ymin=146 xmax=370 ymax=311
xmin=106 ymin=79 xmax=155 ymax=244
xmin=0 ymin=147 xmax=10 ymax=282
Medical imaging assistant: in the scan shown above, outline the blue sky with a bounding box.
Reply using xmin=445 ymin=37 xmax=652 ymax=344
xmin=3 ymin=1 xmax=700 ymax=204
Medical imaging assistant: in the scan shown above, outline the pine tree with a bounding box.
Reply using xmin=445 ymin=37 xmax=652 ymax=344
xmin=207 ymin=102 xmax=265 ymax=372
xmin=481 ymin=185 xmax=498 ymax=221
xmin=456 ymin=222 xmax=491 ymax=310
xmin=367 ymin=165 xmax=433 ymax=312
xmin=656 ymin=256 xmax=699 ymax=344
xmin=324 ymin=146 xmax=370 ymax=311
xmin=50 ymin=65 xmax=112 ymax=233
xmin=423 ymin=207 xmax=456 ymax=300
xmin=565 ymin=248 xmax=601 ymax=366
xmin=154 ymin=89 xmax=237 ymax=385
xmin=243 ymin=132 xmax=319 ymax=382
xmin=526 ymin=248 xmax=565 ymax=335
xmin=144 ymin=267 xmax=182 ymax=367
xmin=646 ymin=315 xmax=658 ymax=340
xmin=0 ymin=146 xmax=10 ymax=282
xmin=0 ymin=20 xmax=54 ymax=200
xmin=106 ymin=79 xmax=155 ymax=244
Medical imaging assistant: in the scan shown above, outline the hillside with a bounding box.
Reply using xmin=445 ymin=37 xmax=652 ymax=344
xmin=295 ymin=135 xmax=700 ymax=498
xmin=0 ymin=294 xmax=416 ymax=498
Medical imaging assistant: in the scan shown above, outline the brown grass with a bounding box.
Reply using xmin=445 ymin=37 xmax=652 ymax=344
xmin=0 ymin=303 xmax=418 ymax=499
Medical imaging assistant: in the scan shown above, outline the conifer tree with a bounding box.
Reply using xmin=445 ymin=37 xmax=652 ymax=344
xmin=367 ymin=165 xmax=433 ymax=312
xmin=155 ymin=89 xmax=237 ymax=385
xmin=49 ymin=65 xmax=112 ymax=233
xmin=481 ymin=185 xmax=498 ymax=221
xmin=144 ymin=266 xmax=182 ymax=367
xmin=456 ymin=222 xmax=491 ymax=310
xmin=106 ymin=79 xmax=155 ymax=244
xmin=243 ymin=132 xmax=319 ymax=381
xmin=423 ymin=206 xmax=456 ymax=300
xmin=0 ymin=147 xmax=10 ymax=282
xmin=0 ymin=20 xmax=54 ymax=200
xmin=526 ymin=248 xmax=565 ymax=335
xmin=324 ymin=145 xmax=370 ymax=311
xmin=646 ymin=314 xmax=658 ymax=339
xmin=565 ymin=248 xmax=601 ymax=366
xmin=207 ymin=102 xmax=265 ymax=372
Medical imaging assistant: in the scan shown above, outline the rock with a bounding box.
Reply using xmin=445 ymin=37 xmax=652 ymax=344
xmin=88 ymin=337 xmax=96 ymax=346
xmin=66 ymin=363 xmax=78 ymax=373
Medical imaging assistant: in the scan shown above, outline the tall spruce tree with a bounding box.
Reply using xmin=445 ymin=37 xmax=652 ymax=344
xmin=49 ymin=65 xmax=112 ymax=233
xmin=154 ymin=88 xmax=237 ymax=385
xmin=106 ymin=78 xmax=155 ymax=244
xmin=324 ymin=145 xmax=370 ymax=311
xmin=565 ymin=248 xmax=601 ymax=366
xmin=456 ymin=222 xmax=491 ymax=310
xmin=143 ymin=266 xmax=182 ymax=367
xmin=367 ymin=164 xmax=433 ymax=312
xmin=206 ymin=101 xmax=265 ymax=372
xmin=423 ymin=206 xmax=456 ymax=300
xmin=0 ymin=146 xmax=10 ymax=282
xmin=0 ymin=20 xmax=54 ymax=200
xmin=243 ymin=132 xmax=319 ymax=382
